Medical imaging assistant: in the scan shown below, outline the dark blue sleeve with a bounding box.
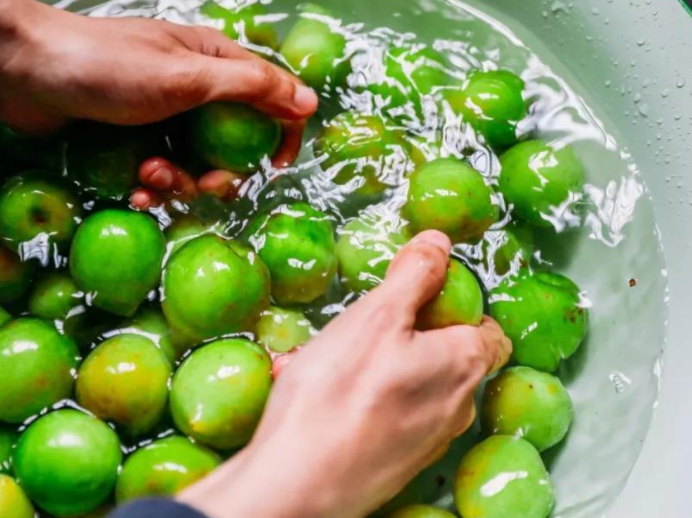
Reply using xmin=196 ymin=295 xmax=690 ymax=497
xmin=108 ymin=498 xmax=210 ymax=518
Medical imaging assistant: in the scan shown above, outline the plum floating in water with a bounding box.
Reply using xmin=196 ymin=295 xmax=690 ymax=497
xmin=257 ymin=306 xmax=316 ymax=354
xmin=482 ymin=366 xmax=574 ymax=452
xmin=498 ymin=140 xmax=585 ymax=228
xmin=76 ymin=334 xmax=172 ymax=437
xmin=170 ymin=338 xmax=273 ymax=450
xmin=187 ymin=102 xmax=281 ymax=173
xmin=13 ymin=410 xmax=122 ymax=517
xmin=445 ymin=69 xmax=527 ymax=149
xmin=454 ymin=435 xmax=554 ymax=518
xmin=0 ymin=318 xmax=78 ymax=424
xmin=490 ymin=270 xmax=588 ymax=372
xmin=403 ymin=157 xmax=498 ymax=244
xmin=70 ymin=209 xmax=166 ymax=317
xmin=280 ymin=4 xmax=350 ymax=90
xmin=0 ymin=474 xmax=35 ymax=518
xmin=116 ymin=436 xmax=221 ymax=503
xmin=246 ymin=202 xmax=337 ymax=305
xmin=162 ymin=235 xmax=270 ymax=345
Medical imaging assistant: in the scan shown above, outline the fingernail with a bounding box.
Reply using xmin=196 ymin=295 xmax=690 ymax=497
xmin=293 ymin=85 xmax=318 ymax=113
xmin=150 ymin=167 xmax=174 ymax=189
xmin=410 ymin=230 xmax=451 ymax=253
xmin=130 ymin=190 xmax=150 ymax=210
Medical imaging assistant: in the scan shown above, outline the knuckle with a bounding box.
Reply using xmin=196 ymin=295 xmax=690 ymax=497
xmin=247 ymin=61 xmax=278 ymax=98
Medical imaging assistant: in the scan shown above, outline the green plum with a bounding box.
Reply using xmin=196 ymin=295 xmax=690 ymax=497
xmin=76 ymin=334 xmax=172 ymax=436
xmin=445 ymin=70 xmax=527 ymax=149
xmin=386 ymin=504 xmax=457 ymax=518
xmin=490 ymin=270 xmax=588 ymax=372
xmin=13 ymin=409 xmax=122 ymax=517
xmin=70 ymin=209 xmax=166 ymax=317
xmin=257 ymin=306 xmax=316 ymax=353
xmin=402 ymin=158 xmax=498 ymax=244
xmin=247 ymin=202 xmax=337 ymax=304
xmin=121 ymin=305 xmax=179 ymax=363
xmin=418 ymin=259 xmax=484 ymax=329
xmin=187 ymin=102 xmax=281 ymax=173
xmin=201 ymin=1 xmax=278 ymax=49
xmin=335 ymin=214 xmax=406 ymax=292
xmin=28 ymin=272 xmax=82 ymax=321
xmin=162 ymin=235 xmax=270 ymax=344
xmin=0 ymin=318 xmax=78 ymax=423
xmin=454 ymin=435 xmax=554 ymax=518
xmin=166 ymin=214 xmax=221 ymax=256
xmin=116 ymin=436 xmax=221 ymax=502
xmin=170 ymin=338 xmax=272 ymax=450
xmin=482 ymin=223 xmax=534 ymax=276
xmin=0 ymin=427 xmax=18 ymax=474
xmin=0 ymin=172 xmax=81 ymax=252
xmin=0 ymin=307 xmax=10 ymax=328
xmin=314 ymin=112 xmax=411 ymax=195
xmin=280 ymin=4 xmax=350 ymax=90
xmin=482 ymin=366 xmax=573 ymax=452
xmin=0 ymin=245 xmax=33 ymax=305
xmin=66 ymin=123 xmax=167 ymax=200
xmin=499 ymin=140 xmax=585 ymax=227
xmin=0 ymin=124 xmax=63 ymax=174
xmin=368 ymin=45 xmax=450 ymax=124
xmin=0 ymin=474 xmax=34 ymax=518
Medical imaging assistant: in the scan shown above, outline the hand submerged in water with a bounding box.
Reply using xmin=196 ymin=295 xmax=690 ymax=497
xmin=179 ymin=231 xmax=512 ymax=518
xmin=0 ymin=0 xmax=318 ymax=206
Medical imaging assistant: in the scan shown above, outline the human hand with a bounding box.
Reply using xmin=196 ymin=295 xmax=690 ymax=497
xmin=180 ymin=230 xmax=512 ymax=518
xmin=0 ymin=0 xmax=318 ymax=206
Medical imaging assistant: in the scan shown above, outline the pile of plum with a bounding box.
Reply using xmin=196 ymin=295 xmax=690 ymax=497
xmin=0 ymin=2 xmax=588 ymax=518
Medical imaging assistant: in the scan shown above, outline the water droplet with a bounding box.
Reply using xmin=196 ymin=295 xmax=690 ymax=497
xmin=591 ymin=6 xmax=600 ymax=14
xmin=638 ymin=104 xmax=649 ymax=117
xmin=637 ymin=38 xmax=645 ymax=46
xmin=675 ymin=114 xmax=682 ymax=121
xmin=633 ymin=92 xmax=642 ymax=103
xmin=604 ymin=17 xmax=610 ymax=24
xmin=630 ymin=59 xmax=637 ymax=67
xmin=677 ymin=78 xmax=686 ymax=88
xmin=642 ymin=78 xmax=650 ymax=88
xmin=662 ymin=89 xmax=670 ymax=98
xmin=551 ymin=1 xmax=567 ymax=13
xmin=542 ymin=10 xmax=549 ymax=18
xmin=605 ymin=79 xmax=612 ymax=87
xmin=657 ymin=118 xmax=664 ymax=125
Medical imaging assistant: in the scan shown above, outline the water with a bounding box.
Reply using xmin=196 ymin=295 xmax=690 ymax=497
xmin=25 ymin=0 xmax=669 ymax=516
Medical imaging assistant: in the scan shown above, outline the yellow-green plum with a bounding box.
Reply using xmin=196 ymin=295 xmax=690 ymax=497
xmin=482 ymin=366 xmax=573 ymax=452
xmin=386 ymin=504 xmax=457 ymax=518
xmin=165 ymin=214 xmax=220 ymax=257
xmin=188 ymin=102 xmax=281 ymax=173
xmin=257 ymin=306 xmax=316 ymax=353
xmin=490 ymin=270 xmax=588 ymax=372
xmin=498 ymin=140 xmax=585 ymax=227
xmin=28 ymin=271 xmax=82 ymax=322
xmin=76 ymin=334 xmax=172 ymax=436
xmin=201 ymin=1 xmax=278 ymax=49
xmin=121 ymin=305 xmax=179 ymax=363
xmin=368 ymin=45 xmax=450 ymax=125
xmin=335 ymin=214 xmax=406 ymax=293
xmin=403 ymin=158 xmax=497 ymax=244
xmin=70 ymin=209 xmax=166 ymax=317
xmin=162 ymin=235 xmax=270 ymax=344
xmin=482 ymin=223 xmax=534 ymax=277
xmin=0 ymin=475 xmax=34 ymax=518
xmin=13 ymin=410 xmax=122 ymax=517
xmin=0 ymin=245 xmax=33 ymax=306
xmin=66 ymin=123 xmax=167 ymax=200
xmin=280 ymin=4 xmax=350 ymax=90
xmin=0 ymin=318 xmax=78 ymax=423
xmin=445 ymin=70 xmax=527 ymax=149
xmin=116 ymin=436 xmax=221 ymax=502
xmin=247 ymin=203 xmax=336 ymax=305
xmin=314 ymin=111 xmax=411 ymax=195
xmin=0 ymin=172 xmax=81 ymax=252
xmin=170 ymin=338 xmax=272 ymax=450
xmin=0 ymin=426 xmax=18 ymax=474
xmin=454 ymin=435 xmax=554 ymax=518
xmin=417 ymin=259 xmax=484 ymax=329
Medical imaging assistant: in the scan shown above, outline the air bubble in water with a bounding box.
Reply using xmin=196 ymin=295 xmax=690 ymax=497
xmin=605 ymin=79 xmax=612 ymax=87
xmin=633 ymin=92 xmax=642 ymax=103
xmin=662 ymin=89 xmax=670 ymax=98
xmin=638 ymin=104 xmax=649 ymax=117
xmin=637 ymin=38 xmax=645 ymax=46
xmin=677 ymin=78 xmax=686 ymax=88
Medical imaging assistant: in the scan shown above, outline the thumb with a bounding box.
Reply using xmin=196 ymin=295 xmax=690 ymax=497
xmin=379 ymin=230 xmax=451 ymax=323
xmin=192 ymin=54 xmax=318 ymax=120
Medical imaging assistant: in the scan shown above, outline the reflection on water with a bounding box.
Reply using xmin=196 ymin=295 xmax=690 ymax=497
xmin=31 ymin=0 xmax=668 ymax=516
